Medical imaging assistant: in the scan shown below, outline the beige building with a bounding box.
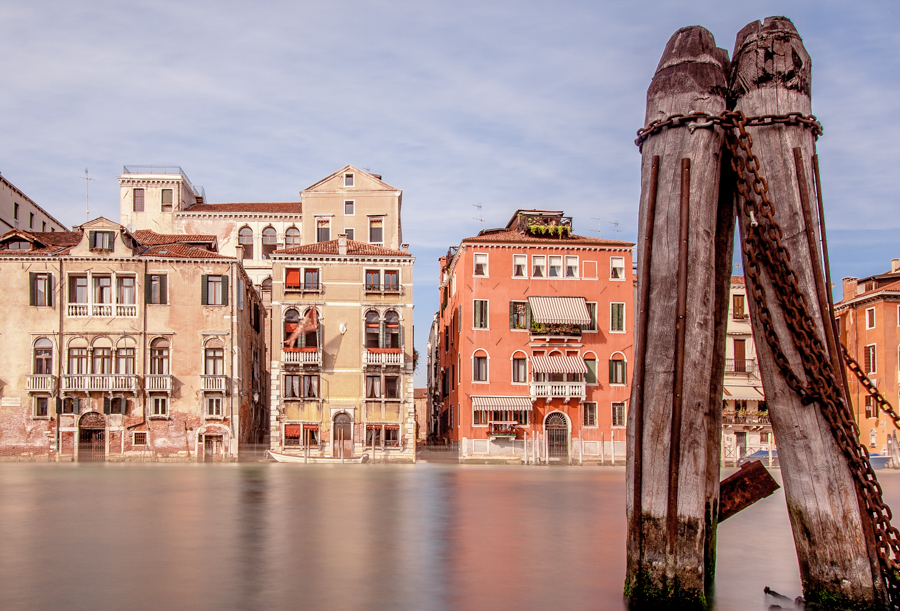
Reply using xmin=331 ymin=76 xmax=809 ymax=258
xmin=268 ymin=235 xmax=415 ymax=462
xmin=0 ymin=173 xmax=67 ymax=233
xmin=0 ymin=218 xmax=265 ymax=461
xmin=721 ymin=276 xmax=772 ymax=464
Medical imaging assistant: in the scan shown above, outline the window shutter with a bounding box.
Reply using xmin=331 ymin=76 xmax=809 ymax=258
xmin=89 ymin=231 xmax=96 ymax=248
xmin=47 ymin=274 xmax=53 ymax=307
xmin=609 ymin=360 xmax=615 ymax=385
xmin=160 ymin=275 xmax=168 ymax=305
xmin=73 ymin=397 xmax=80 ymax=413
xmin=103 ymin=397 xmax=111 ymax=414
xmin=29 ymin=272 xmax=35 ymax=306
xmin=221 ymin=275 xmax=229 ymax=306
xmin=458 ymin=305 xmax=462 ymax=333
xmin=55 ymin=397 xmax=62 ymax=414
xmin=623 ymin=361 xmax=628 ymax=384
xmin=201 ymin=275 xmax=208 ymax=305
xmin=474 ymin=302 xmax=480 ymax=328
xmin=526 ymin=303 xmax=532 ymax=328
xmin=145 ymin=274 xmax=152 ymax=303
xmin=509 ymin=302 xmax=515 ymax=328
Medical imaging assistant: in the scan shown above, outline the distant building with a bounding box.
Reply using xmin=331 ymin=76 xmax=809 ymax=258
xmin=267 ymin=234 xmax=415 ymax=462
xmin=721 ymin=276 xmax=772 ymax=464
xmin=429 ymin=210 xmax=634 ymax=463
xmin=0 ymin=218 xmax=265 ymax=461
xmin=413 ymin=388 xmax=427 ymax=442
xmin=835 ymin=259 xmax=900 ymax=455
xmin=0 ymin=173 xmax=67 ymax=233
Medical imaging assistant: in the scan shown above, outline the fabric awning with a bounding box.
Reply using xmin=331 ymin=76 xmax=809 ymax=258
xmin=284 ymin=424 xmax=302 ymax=436
xmin=723 ymin=385 xmax=765 ymax=401
xmin=528 ymin=296 xmax=591 ymax=325
xmin=286 ymin=269 xmax=300 ymax=287
xmin=471 ymin=396 xmax=533 ymax=411
xmin=531 ymin=356 xmax=588 ymax=374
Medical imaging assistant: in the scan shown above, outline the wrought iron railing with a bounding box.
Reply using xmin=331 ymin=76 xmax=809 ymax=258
xmin=725 ymin=359 xmax=757 ymax=374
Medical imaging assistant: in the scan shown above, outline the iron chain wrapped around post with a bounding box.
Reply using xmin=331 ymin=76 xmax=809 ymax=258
xmin=637 ymin=109 xmax=900 ymax=608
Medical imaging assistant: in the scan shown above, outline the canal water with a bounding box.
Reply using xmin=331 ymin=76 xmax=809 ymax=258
xmin=1 ymin=463 xmax=897 ymax=611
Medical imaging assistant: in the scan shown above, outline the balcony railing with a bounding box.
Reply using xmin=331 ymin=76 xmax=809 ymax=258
xmin=725 ymin=359 xmax=757 ymax=374
xmin=201 ymin=375 xmax=228 ymax=393
xmin=364 ymin=283 xmax=401 ymax=294
xmin=723 ymin=411 xmax=770 ymax=425
xmin=62 ymin=374 xmax=139 ymax=392
xmin=285 ymin=282 xmax=323 ymax=293
xmin=67 ymin=303 xmax=138 ymax=318
xmin=26 ymin=375 xmax=56 ymax=392
xmin=365 ymin=349 xmax=403 ymax=366
xmin=530 ymin=382 xmax=586 ymax=400
xmin=282 ymin=349 xmax=322 ymax=365
xmin=145 ymin=374 xmax=173 ymax=392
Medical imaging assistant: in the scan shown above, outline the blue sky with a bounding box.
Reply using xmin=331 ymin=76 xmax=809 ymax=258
xmin=1 ymin=0 xmax=898 ymax=385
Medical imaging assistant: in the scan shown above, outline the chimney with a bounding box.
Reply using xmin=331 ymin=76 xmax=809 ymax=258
xmin=892 ymin=258 xmax=899 ymax=273
xmin=235 ymin=244 xmax=244 ymax=260
xmin=338 ymin=233 xmax=347 ymax=256
xmin=401 ymin=243 xmax=409 ymax=253
xmin=842 ymin=277 xmax=858 ymax=302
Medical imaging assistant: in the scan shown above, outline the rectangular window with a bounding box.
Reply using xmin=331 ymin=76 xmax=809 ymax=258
xmin=161 ymin=189 xmax=173 ymax=211
xmin=117 ymin=276 xmax=136 ymax=305
xmin=284 ymin=374 xmax=301 ymax=398
xmin=29 ymin=213 xmax=34 ymax=229
xmin=116 ymin=348 xmax=135 ymax=375
xmin=205 ymin=349 xmax=224 ymax=375
xmin=609 ymin=358 xmax=627 ymax=385
xmin=151 ymin=396 xmax=168 ymax=417
xmin=134 ymin=188 xmax=145 ymax=212
xmin=760 ymin=432 xmax=770 ymax=444
xmin=513 ymin=254 xmax=527 ymax=278
xmin=733 ymin=294 xmax=746 ymax=318
xmin=34 ymin=397 xmax=49 ymax=418
xmin=14 ymin=203 xmax=19 ymax=220
xmin=147 ymin=274 xmax=168 ymax=304
xmin=585 ymin=358 xmax=597 ymax=384
xmin=610 ymin=303 xmax=625 ymax=332
xmin=302 ymin=375 xmax=319 ymax=398
xmin=202 ymin=275 xmax=228 ymax=306
xmin=344 ymin=173 xmax=354 ymax=187
xmin=366 ymin=375 xmax=382 ymax=399
xmin=365 ymin=270 xmax=381 ymax=291
xmin=510 ymin=301 xmax=528 ymax=330
xmin=42 ymin=222 xmax=46 ymax=232
xmin=383 ymin=270 xmax=399 ymax=292
xmin=91 ymin=231 xmax=114 ymax=251
xmin=583 ymin=402 xmax=597 ymax=427
xmin=317 ymin=219 xmax=330 ymax=243
xmin=94 ymin=276 xmax=112 ymax=304
xmin=473 ymin=253 xmax=488 ymax=276
xmin=866 ymin=307 xmax=876 ymax=330
xmin=584 ymin=302 xmax=598 ymax=331
xmin=133 ymin=432 xmax=147 ymax=445
xmin=474 ymin=300 xmax=488 ymax=329
xmin=304 ymin=268 xmax=320 ymax=290
xmin=385 ymin=376 xmax=399 ymax=399
xmin=206 ymin=396 xmax=223 ymax=417
xmin=565 ymin=256 xmax=579 ymax=278
xmin=68 ymin=348 xmax=88 ymax=374
xmin=474 ymin=410 xmax=488 ymax=425
xmin=610 ymin=257 xmax=625 ymax=279
xmin=30 ymin=273 xmax=53 ymax=307
xmin=865 ymin=344 xmax=877 ymax=374
xmin=532 ymin=255 xmax=546 ymax=278
xmin=344 ymin=201 xmax=354 ymax=215
xmin=612 ymin=402 xmax=626 ymax=427
xmin=473 ymin=356 xmax=488 ymax=382
xmin=512 ymin=357 xmax=527 ymax=383
xmin=344 ymin=228 xmax=354 ymax=241
xmin=34 ymin=343 xmax=52 ymax=374
xmin=865 ymin=395 xmax=876 ymax=419
xmin=369 ymin=218 xmax=383 ymax=244
xmin=548 ymin=256 xmax=562 ymax=278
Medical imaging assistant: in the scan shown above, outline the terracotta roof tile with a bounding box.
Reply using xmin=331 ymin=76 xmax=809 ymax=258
xmin=273 ymin=239 xmax=411 ymax=257
xmin=182 ymin=202 xmax=303 ymax=214
xmin=137 ymin=244 xmax=231 ymax=259
xmin=0 ymin=231 xmax=82 ymax=256
xmin=414 ymin=388 xmax=427 ymax=399
xmin=731 ymin=276 xmax=745 ymax=285
xmin=132 ymin=229 xmax=217 ymax=246
xmin=464 ymin=230 xmax=633 ymax=247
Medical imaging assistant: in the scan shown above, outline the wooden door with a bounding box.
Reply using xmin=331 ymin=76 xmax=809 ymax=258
xmin=333 ymin=413 xmax=353 ymax=458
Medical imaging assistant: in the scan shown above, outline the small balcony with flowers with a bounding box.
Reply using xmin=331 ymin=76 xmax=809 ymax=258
xmin=514 ymin=212 xmax=573 ymax=239
xmin=472 ymin=396 xmax=534 ymax=440
xmin=527 ymin=296 xmax=590 ymax=343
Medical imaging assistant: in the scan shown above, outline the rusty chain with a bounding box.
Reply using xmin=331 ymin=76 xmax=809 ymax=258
xmin=843 ymin=345 xmax=900 ymax=430
xmin=637 ymin=109 xmax=900 ymax=606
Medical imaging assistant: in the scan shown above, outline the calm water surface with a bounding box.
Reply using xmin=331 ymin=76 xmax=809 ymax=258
xmin=1 ymin=463 xmax=898 ymax=611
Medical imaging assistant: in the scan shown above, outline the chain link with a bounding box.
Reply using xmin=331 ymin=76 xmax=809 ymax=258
xmin=637 ymin=109 xmax=899 ymax=606
xmin=843 ymin=346 xmax=900 ymax=430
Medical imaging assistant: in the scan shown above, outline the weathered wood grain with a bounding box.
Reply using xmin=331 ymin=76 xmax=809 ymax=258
xmin=731 ymin=16 xmax=887 ymax=608
xmin=626 ymin=25 xmax=732 ymax=607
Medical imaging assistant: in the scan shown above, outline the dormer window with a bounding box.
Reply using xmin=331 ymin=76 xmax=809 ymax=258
xmin=6 ymin=240 xmax=31 ymax=250
xmin=90 ymin=231 xmax=115 ymax=252
xmin=344 ymin=173 xmax=354 ymax=187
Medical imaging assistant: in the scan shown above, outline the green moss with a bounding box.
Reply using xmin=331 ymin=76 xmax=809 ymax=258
xmin=624 ymin=573 xmax=708 ymax=610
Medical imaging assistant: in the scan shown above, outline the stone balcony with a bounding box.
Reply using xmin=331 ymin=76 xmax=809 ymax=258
xmin=530 ymin=381 xmax=586 ymax=401
xmin=61 ymin=374 xmax=139 ymax=392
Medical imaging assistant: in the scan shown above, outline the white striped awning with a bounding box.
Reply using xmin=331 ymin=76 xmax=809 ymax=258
xmin=723 ymin=385 xmax=765 ymax=401
xmin=528 ymin=296 xmax=591 ymax=325
xmin=471 ymin=396 xmax=533 ymax=411
xmin=531 ymin=356 xmax=589 ymax=375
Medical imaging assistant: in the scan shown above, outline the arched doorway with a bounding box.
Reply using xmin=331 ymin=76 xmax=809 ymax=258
xmin=78 ymin=411 xmax=106 ymax=462
xmin=333 ymin=413 xmax=353 ymax=459
xmin=545 ymin=412 xmax=569 ymax=462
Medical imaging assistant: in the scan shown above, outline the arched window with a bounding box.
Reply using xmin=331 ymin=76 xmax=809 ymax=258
xmin=116 ymin=338 xmax=135 ymax=375
xmin=473 ymin=350 xmax=488 ymax=382
xmin=261 ymin=278 xmax=272 ymax=305
xmin=284 ymin=308 xmax=300 ymax=346
xmin=261 ymin=227 xmax=277 ymax=258
xmin=92 ymin=338 xmax=113 ymax=375
xmin=285 ymin=227 xmax=301 ymax=247
xmin=511 ymin=351 xmax=527 ymax=384
xmin=609 ymin=353 xmax=627 ymax=385
xmin=150 ymin=338 xmax=170 ymax=375
xmin=204 ymin=339 xmax=224 ymax=375
xmin=365 ymin=311 xmax=380 ymax=348
xmin=583 ymin=352 xmax=598 ymax=385
xmin=68 ymin=338 xmax=88 ymax=375
xmin=302 ymin=307 xmax=319 ymax=348
xmin=238 ymin=227 xmax=254 ymax=259
xmin=34 ymin=339 xmax=52 ymax=374
xmin=384 ymin=311 xmax=400 ymax=349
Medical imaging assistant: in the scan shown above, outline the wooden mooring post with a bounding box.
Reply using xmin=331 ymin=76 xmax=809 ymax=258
xmin=625 ymin=26 xmax=734 ymax=607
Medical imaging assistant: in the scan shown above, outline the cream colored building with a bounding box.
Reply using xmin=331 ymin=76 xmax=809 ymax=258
xmin=721 ymin=276 xmax=773 ymax=464
xmin=268 ymin=235 xmax=415 ymax=462
xmin=0 ymin=218 xmax=265 ymax=461
xmin=0 ymin=173 xmax=67 ymax=233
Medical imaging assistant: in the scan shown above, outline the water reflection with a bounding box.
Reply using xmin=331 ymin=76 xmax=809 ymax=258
xmin=0 ymin=464 xmax=897 ymax=611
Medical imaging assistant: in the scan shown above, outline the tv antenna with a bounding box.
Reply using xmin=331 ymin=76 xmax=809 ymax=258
xmin=609 ymin=221 xmax=621 ymax=240
xmin=472 ymin=203 xmax=483 ymax=231
xmin=590 ymin=217 xmax=602 ymax=236
xmin=80 ymin=168 xmax=95 ymax=221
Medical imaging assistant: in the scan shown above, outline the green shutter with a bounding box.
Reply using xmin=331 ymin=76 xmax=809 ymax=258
xmin=160 ymin=275 xmax=168 ymax=305
xmin=509 ymin=302 xmax=515 ymax=329
xmin=609 ymin=360 xmax=615 ymax=385
xmin=145 ymin=274 xmax=152 ymax=303
xmin=526 ymin=303 xmax=532 ymax=328
xmin=221 ymin=275 xmax=229 ymax=306
xmin=623 ymin=361 xmax=628 ymax=385
xmin=47 ymin=274 xmax=53 ymax=307
xmin=55 ymin=397 xmax=62 ymax=414
xmin=73 ymin=397 xmax=80 ymax=414
xmin=103 ymin=397 xmax=111 ymax=414
xmin=89 ymin=231 xmax=96 ymax=249
xmin=201 ymin=275 xmax=208 ymax=305
xmin=585 ymin=359 xmax=597 ymax=384
xmin=29 ymin=272 xmax=35 ymax=306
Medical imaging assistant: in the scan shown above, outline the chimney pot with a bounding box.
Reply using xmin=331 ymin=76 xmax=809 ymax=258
xmin=891 ymin=258 xmax=899 ymax=273
xmin=338 ymin=233 xmax=347 ymax=256
xmin=842 ymin=277 xmax=858 ymax=302
xmin=401 ymin=243 xmax=409 ymax=252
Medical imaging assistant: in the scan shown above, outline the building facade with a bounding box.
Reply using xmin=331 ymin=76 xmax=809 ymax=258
xmin=0 ymin=218 xmax=265 ymax=461
xmin=721 ymin=276 xmax=772 ymax=464
xmin=0 ymin=173 xmax=67 ymax=233
xmin=267 ymin=235 xmax=416 ymax=462
xmin=835 ymin=260 xmax=900 ymax=455
xmin=429 ymin=210 xmax=634 ymax=463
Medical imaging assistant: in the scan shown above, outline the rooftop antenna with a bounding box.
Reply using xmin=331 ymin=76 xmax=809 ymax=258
xmin=80 ymin=168 xmax=95 ymax=222
xmin=472 ymin=203 xmax=483 ymax=231
xmin=590 ymin=217 xmax=602 ymax=236
xmin=609 ymin=221 xmax=621 ymax=240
